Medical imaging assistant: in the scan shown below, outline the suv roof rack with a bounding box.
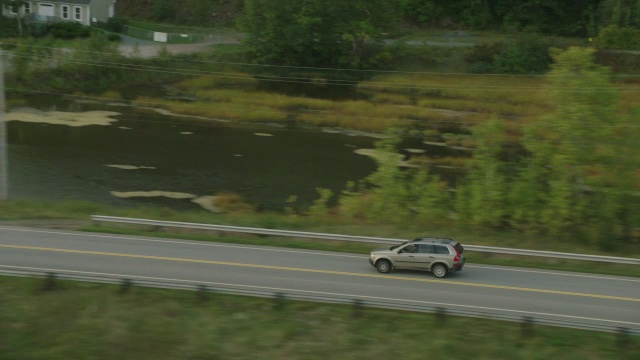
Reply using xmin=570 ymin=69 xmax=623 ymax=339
xmin=413 ymin=237 xmax=454 ymax=243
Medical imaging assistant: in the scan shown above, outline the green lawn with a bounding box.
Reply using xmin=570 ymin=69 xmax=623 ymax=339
xmin=0 ymin=276 xmax=637 ymax=360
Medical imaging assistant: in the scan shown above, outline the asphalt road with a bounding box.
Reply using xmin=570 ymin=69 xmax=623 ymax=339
xmin=1 ymin=226 xmax=638 ymax=331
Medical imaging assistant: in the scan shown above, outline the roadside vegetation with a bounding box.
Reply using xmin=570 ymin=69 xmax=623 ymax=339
xmin=2 ymin=21 xmax=639 ymax=267
xmin=1 ymin=276 xmax=637 ymax=360
xmin=1 ymin=2 xmax=639 ymax=356
xmin=1 ymin=2 xmax=639 ymax=262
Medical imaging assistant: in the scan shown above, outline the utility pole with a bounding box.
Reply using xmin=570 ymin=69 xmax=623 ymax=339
xmin=0 ymin=51 xmax=7 ymax=200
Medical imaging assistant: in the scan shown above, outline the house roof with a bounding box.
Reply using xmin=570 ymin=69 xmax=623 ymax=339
xmin=42 ymin=0 xmax=93 ymax=5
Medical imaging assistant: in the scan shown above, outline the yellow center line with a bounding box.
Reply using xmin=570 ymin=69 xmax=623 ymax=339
xmin=3 ymin=244 xmax=639 ymax=302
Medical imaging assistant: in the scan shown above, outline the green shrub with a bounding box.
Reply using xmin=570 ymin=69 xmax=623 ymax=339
xmin=493 ymin=38 xmax=551 ymax=74
xmin=212 ymin=192 xmax=255 ymax=214
xmin=596 ymin=50 xmax=640 ymax=73
xmin=464 ymin=42 xmax=504 ymax=73
xmin=496 ymin=34 xmax=552 ymax=74
xmin=50 ymin=21 xmax=91 ymax=39
xmin=153 ymin=0 xmax=177 ymax=21
xmin=597 ymin=25 xmax=640 ymax=50
xmin=27 ymin=22 xmax=50 ymax=37
xmin=105 ymin=16 xmax=127 ymax=33
xmin=464 ymin=35 xmax=552 ymax=74
xmin=402 ymin=0 xmax=443 ymax=26
xmin=107 ymin=33 xmax=122 ymax=42
xmin=0 ymin=16 xmax=20 ymax=38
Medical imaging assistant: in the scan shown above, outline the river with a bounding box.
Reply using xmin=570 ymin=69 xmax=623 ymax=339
xmin=6 ymin=95 xmax=379 ymax=212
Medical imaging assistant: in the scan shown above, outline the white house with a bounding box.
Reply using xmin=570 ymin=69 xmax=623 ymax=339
xmin=2 ymin=0 xmax=116 ymax=26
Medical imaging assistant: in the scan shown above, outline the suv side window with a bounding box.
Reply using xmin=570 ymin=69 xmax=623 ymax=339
xmin=417 ymin=244 xmax=434 ymax=253
xmin=434 ymin=245 xmax=450 ymax=254
xmin=401 ymin=244 xmax=418 ymax=253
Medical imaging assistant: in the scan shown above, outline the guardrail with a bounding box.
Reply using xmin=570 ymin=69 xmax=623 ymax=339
xmin=1 ymin=265 xmax=637 ymax=337
xmin=90 ymin=215 xmax=640 ymax=265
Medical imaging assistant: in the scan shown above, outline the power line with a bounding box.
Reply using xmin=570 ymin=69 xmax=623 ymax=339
xmin=7 ymin=52 xmax=636 ymax=93
xmin=5 ymin=42 xmax=640 ymax=78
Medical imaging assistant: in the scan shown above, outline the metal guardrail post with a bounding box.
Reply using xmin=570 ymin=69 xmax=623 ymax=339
xmin=196 ymin=284 xmax=208 ymax=302
xmin=352 ymin=299 xmax=364 ymax=319
xmin=119 ymin=278 xmax=132 ymax=294
xmin=435 ymin=307 xmax=447 ymax=323
xmin=521 ymin=316 xmax=534 ymax=337
xmin=43 ymin=272 xmax=56 ymax=291
xmin=273 ymin=292 xmax=286 ymax=311
xmin=617 ymin=327 xmax=630 ymax=348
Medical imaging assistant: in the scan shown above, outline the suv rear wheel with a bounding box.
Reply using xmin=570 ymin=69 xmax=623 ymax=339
xmin=376 ymin=259 xmax=392 ymax=273
xmin=432 ymin=263 xmax=448 ymax=278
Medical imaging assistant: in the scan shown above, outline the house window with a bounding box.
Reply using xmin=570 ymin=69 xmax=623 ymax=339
xmin=61 ymin=5 xmax=69 ymax=19
xmin=74 ymin=6 xmax=81 ymax=21
xmin=24 ymin=2 xmax=31 ymax=14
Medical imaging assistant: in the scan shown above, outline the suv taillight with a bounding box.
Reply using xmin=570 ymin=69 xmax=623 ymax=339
xmin=453 ymin=248 xmax=461 ymax=262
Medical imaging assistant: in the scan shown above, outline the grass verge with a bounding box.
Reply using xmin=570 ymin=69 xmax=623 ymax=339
xmin=0 ymin=276 xmax=637 ymax=360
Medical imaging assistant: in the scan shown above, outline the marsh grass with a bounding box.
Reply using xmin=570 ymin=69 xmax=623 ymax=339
xmin=132 ymin=70 xmax=570 ymax=133
xmin=174 ymin=74 xmax=257 ymax=90
xmin=0 ymin=276 xmax=637 ymax=359
xmin=134 ymin=91 xmax=418 ymax=131
xmin=359 ymin=73 xmax=550 ymax=116
xmin=106 ymin=56 xmax=637 ymax=136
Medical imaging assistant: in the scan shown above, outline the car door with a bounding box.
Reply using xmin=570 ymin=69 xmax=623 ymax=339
xmin=389 ymin=244 xmax=419 ymax=270
xmin=411 ymin=244 xmax=435 ymax=270
xmin=431 ymin=245 xmax=452 ymax=268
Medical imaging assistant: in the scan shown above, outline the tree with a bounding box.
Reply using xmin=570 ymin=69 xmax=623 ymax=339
xmin=598 ymin=0 xmax=640 ymax=27
xmin=240 ymin=0 xmax=401 ymax=68
xmin=1 ymin=0 xmax=27 ymax=36
xmin=455 ymin=118 xmax=510 ymax=227
xmin=152 ymin=0 xmax=176 ymax=22
xmin=513 ymin=47 xmax=639 ymax=243
xmin=336 ymin=129 xmax=449 ymax=223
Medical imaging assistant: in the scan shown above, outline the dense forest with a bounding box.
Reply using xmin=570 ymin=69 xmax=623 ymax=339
xmin=115 ymin=0 xmax=640 ymax=37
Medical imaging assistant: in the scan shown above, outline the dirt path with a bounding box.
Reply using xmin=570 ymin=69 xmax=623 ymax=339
xmin=118 ymin=34 xmax=242 ymax=58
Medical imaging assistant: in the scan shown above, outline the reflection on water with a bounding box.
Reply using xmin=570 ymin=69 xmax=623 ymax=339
xmin=7 ymin=99 xmax=378 ymax=211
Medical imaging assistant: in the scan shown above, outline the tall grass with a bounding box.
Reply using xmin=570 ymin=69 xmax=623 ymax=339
xmin=129 ymin=69 xmax=639 ymax=134
xmin=1 ymin=277 xmax=636 ymax=360
xmin=144 ymin=70 xmax=580 ymax=133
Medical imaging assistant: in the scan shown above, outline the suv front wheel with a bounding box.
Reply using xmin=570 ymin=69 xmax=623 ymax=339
xmin=431 ymin=263 xmax=448 ymax=278
xmin=376 ymin=259 xmax=392 ymax=273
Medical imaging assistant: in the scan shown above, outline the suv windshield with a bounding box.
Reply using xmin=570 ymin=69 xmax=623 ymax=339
xmin=390 ymin=241 xmax=411 ymax=251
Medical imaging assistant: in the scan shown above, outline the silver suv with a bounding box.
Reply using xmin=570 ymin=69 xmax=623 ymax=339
xmin=369 ymin=238 xmax=465 ymax=278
